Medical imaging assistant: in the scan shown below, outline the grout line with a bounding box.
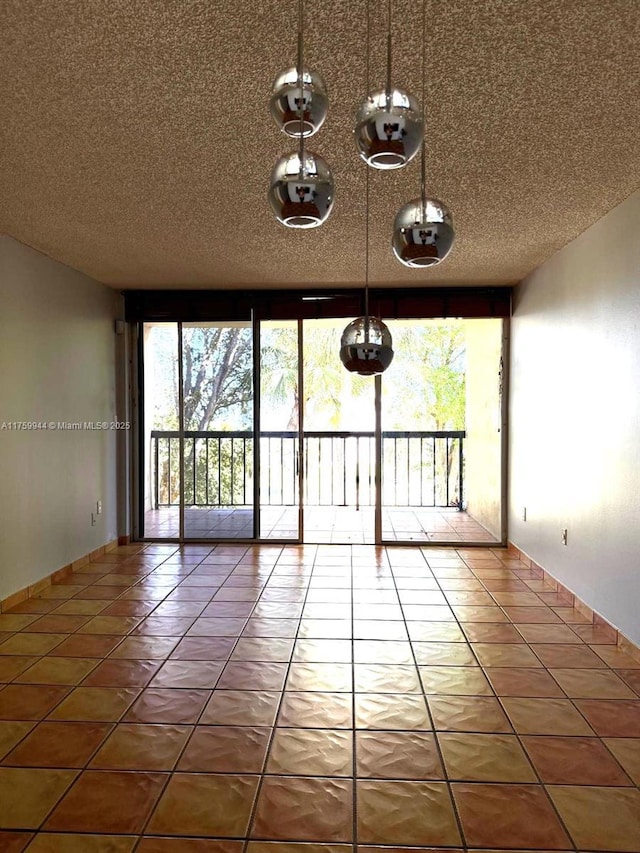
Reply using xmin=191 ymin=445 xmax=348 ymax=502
xmin=240 ymin=543 xmax=317 ymax=849
xmin=452 ymin=548 xmax=581 ymax=852
xmin=135 ymin=541 xmax=263 ymax=842
xmin=350 ymin=544 xmax=358 ymax=853
xmin=393 ymin=545 xmax=468 ymax=848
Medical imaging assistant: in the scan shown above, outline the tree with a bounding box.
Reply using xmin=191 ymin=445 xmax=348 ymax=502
xmin=260 ymin=321 xmax=372 ymax=430
xmin=148 ymin=318 xmax=467 ymax=508
xmin=147 ymin=323 xmax=254 ymax=506
xmin=182 ymin=326 xmax=253 ymax=431
xmin=383 ymin=321 xmax=465 ymax=430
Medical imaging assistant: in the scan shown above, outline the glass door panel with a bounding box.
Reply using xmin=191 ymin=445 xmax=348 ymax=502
xmin=303 ymin=318 xmax=375 ymax=544
xmin=460 ymin=318 xmax=505 ymax=543
xmin=380 ymin=319 xmax=467 ymax=543
xmin=141 ymin=322 xmax=181 ymax=539
xmin=181 ymin=321 xmax=255 ymax=540
xmin=379 ymin=318 xmax=503 ymax=544
xmin=259 ymin=320 xmax=302 ymax=540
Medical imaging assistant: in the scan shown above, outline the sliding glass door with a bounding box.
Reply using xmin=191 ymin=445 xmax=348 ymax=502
xmin=379 ymin=318 xmax=504 ymax=544
xmin=138 ymin=315 xmax=504 ymax=545
xmin=181 ymin=321 xmax=255 ymax=539
xmin=139 ymin=318 xmax=303 ymax=542
xmin=259 ymin=320 xmax=302 ymax=540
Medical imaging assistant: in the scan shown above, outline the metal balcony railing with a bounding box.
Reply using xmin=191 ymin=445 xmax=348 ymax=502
xmin=150 ymin=430 xmax=465 ymax=511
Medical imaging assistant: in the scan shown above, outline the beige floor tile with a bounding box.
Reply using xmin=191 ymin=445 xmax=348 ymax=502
xmin=439 ymin=732 xmax=537 ymax=782
xmin=548 ymin=785 xmax=640 ymax=852
xmin=0 ymin=767 xmax=77 ymax=829
xmin=148 ymin=774 xmax=259 ymax=837
xmin=357 ymin=780 xmax=461 ymax=846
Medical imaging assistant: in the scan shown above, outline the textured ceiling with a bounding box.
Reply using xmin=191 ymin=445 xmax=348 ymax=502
xmin=1 ymin=0 xmax=639 ymax=289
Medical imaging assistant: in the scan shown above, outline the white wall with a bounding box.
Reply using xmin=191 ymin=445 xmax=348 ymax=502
xmin=509 ymin=190 xmax=640 ymax=645
xmin=0 ymin=236 xmax=122 ymax=601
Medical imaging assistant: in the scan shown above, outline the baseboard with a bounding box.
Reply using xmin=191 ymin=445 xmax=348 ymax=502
xmin=0 ymin=537 xmax=120 ymax=613
xmin=507 ymin=540 xmax=640 ymax=663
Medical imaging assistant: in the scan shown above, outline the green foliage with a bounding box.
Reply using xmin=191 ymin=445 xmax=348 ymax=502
xmin=182 ymin=326 xmax=253 ymax=431
xmin=150 ymin=318 xmax=467 ymax=508
xmin=384 ymin=321 xmax=466 ymax=430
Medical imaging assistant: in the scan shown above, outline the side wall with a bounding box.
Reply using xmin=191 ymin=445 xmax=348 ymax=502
xmin=509 ymin=190 xmax=640 ymax=645
xmin=0 ymin=236 xmax=122 ymax=600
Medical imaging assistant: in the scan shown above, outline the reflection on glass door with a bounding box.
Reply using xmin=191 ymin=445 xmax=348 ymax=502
xmin=379 ymin=318 xmax=503 ymax=544
xmin=380 ymin=319 xmax=467 ymax=542
xmin=259 ymin=320 xmax=302 ymax=540
xmin=181 ymin=321 xmax=255 ymax=539
xmin=303 ymin=319 xmax=375 ymax=544
xmin=142 ymin=323 xmax=181 ymax=538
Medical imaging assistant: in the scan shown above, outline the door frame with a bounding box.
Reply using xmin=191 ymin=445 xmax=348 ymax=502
xmin=132 ymin=316 xmax=507 ymax=547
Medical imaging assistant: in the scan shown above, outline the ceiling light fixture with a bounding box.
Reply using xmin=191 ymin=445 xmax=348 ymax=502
xmin=270 ymin=43 xmax=328 ymax=137
xmin=392 ymin=0 xmax=454 ymax=266
xmin=268 ymin=0 xmax=334 ymax=228
xmin=340 ymin=6 xmax=394 ymax=377
xmin=354 ymin=0 xmax=423 ymax=170
xmin=339 ymin=169 xmax=394 ymax=375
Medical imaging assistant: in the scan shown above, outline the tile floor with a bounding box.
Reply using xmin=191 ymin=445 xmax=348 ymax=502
xmin=0 ymin=543 xmax=639 ymax=851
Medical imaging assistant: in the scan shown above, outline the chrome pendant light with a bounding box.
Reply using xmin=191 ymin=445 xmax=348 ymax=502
xmin=340 ymin=301 xmax=394 ymax=375
xmin=270 ymin=63 xmax=328 ymax=137
xmin=270 ymin=0 xmax=328 ymax=138
xmin=340 ymin=162 xmax=393 ymax=373
xmin=268 ymin=0 xmax=334 ymax=228
xmin=392 ymin=0 xmax=454 ymax=266
xmin=392 ymin=194 xmax=454 ymax=267
xmin=341 ymin=0 xmax=393 ymax=375
xmin=355 ymin=0 xmax=423 ymax=170
xmin=268 ymin=149 xmax=334 ymax=228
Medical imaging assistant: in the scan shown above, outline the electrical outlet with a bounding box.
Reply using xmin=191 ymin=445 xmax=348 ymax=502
xmin=561 ymin=527 xmax=568 ymax=546
xmin=96 ymin=500 xmax=102 ymax=515
xmin=522 ymin=507 xmax=527 ymax=522
xmin=91 ymin=513 xmax=97 ymax=527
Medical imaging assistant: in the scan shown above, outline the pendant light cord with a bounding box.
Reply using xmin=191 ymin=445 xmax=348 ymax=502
xmin=365 ymin=161 xmax=370 ymax=337
xmin=365 ymin=0 xmax=371 ymax=338
xmin=420 ymin=0 xmax=427 ymax=214
xmin=386 ymin=0 xmax=392 ymax=103
xmin=298 ymin=0 xmax=305 ymax=174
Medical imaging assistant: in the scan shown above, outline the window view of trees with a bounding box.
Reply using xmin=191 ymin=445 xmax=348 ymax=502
xmin=384 ymin=320 xmax=465 ymax=431
xmin=182 ymin=325 xmax=253 ymax=431
xmin=145 ymin=318 xmax=466 ymax=511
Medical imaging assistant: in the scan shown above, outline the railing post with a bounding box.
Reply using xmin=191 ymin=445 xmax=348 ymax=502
xmin=192 ymin=438 xmax=197 ymax=506
xmin=343 ymin=436 xmax=347 ymax=507
xmin=205 ymin=437 xmax=209 ymax=506
xmin=154 ymin=436 xmax=159 ymax=509
xmin=458 ymin=435 xmax=464 ymax=510
xmin=355 ymin=436 xmax=360 ymax=511
xmin=230 ymin=437 xmax=235 ymax=505
xmin=432 ymin=436 xmax=436 ymax=506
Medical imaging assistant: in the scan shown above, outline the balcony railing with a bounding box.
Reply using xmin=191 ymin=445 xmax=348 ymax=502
xmin=150 ymin=430 xmax=465 ymax=511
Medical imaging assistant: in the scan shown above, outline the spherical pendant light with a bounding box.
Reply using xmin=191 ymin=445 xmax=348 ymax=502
xmin=270 ymin=67 xmax=328 ymax=137
xmin=355 ymin=88 xmax=424 ymax=170
xmin=392 ymin=197 xmax=455 ymax=267
xmin=268 ymin=149 xmax=334 ymax=228
xmin=339 ymin=316 xmax=394 ymax=375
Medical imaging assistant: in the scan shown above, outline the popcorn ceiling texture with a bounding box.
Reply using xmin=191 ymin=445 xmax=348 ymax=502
xmin=1 ymin=0 xmax=639 ymax=289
